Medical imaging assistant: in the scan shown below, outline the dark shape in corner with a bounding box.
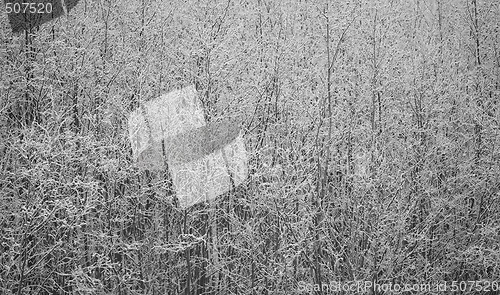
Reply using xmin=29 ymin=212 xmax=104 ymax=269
xmin=64 ymin=0 xmax=80 ymax=12
xmin=5 ymin=0 xmax=64 ymax=33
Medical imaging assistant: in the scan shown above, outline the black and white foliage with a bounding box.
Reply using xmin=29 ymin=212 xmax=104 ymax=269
xmin=1 ymin=0 xmax=499 ymax=294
